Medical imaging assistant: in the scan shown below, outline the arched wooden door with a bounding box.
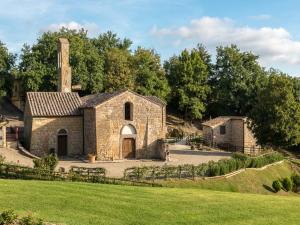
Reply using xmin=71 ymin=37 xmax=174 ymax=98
xmin=122 ymin=138 xmax=135 ymax=159
xmin=57 ymin=129 xmax=68 ymax=156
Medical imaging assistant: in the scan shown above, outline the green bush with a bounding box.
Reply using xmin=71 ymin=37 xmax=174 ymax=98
xmin=33 ymin=154 xmax=58 ymax=172
xmin=282 ymin=177 xmax=293 ymax=192
xmin=19 ymin=214 xmax=44 ymax=225
xmin=232 ymin=152 xmax=248 ymax=161
xmin=0 ymin=210 xmax=17 ymax=225
xmin=272 ymin=180 xmax=282 ymax=193
xmin=291 ymin=174 xmax=300 ymax=192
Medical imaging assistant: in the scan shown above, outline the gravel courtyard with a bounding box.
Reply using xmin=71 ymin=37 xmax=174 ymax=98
xmin=0 ymin=143 xmax=231 ymax=178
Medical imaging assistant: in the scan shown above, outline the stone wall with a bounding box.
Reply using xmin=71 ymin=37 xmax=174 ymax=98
xmin=230 ymin=119 xmax=244 ymax=150
xmin=29 ymin=116 xmax=83 ymax=157
xmin=83 ymin=108 xmax=96 ymax=155
xmin=243 ymin=122 xmax=258 ymax=154
xmin=84 ymin=91 xmax=166 ymax=160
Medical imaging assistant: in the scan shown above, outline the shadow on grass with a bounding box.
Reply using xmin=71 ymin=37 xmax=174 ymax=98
xmin=263 ymin=184 xmax=275 ymax=193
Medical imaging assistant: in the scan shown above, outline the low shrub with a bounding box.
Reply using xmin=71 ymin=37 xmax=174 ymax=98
xmin=123 ymin=152 xmax=284 ymax=180
xmin=291 ymin=174 xmax=300 ymax=192
xmin=0 ymin=210 xmax=17 ymax=225
xmin=0 ymin=210 xmax=43 ymax=225
xmin=232 ymin=152 xmax=249 ymax=161
xmin=19 ymin=214 xmax=43 ymax=225
xmin=272 ymin=180 xmax=282 ymax=193
xmin=33 ymin=154 xmax=58 ymax=172
xmin=282 ymin=177 xmax=293 ymax=192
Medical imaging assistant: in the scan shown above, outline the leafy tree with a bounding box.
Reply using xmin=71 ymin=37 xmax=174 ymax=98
xmin=210 ymin=45 xmax=267 ymax=116
xmin=18 ymin=28 xmax=104 ymax=94
xmin=165 ymin=47 xmax=210 ymax=120
xmin=0 ymin=41 xmax=15 ymax=96
xmin=132 ymin=47 xmax=170 ymax=100
xmin=104 ymin=48 xmax=134 ymax=92
xmin=92 ymin=31 xmax=132 ymax=55
xmin=249 ymin=72 xmax=300 ymax=148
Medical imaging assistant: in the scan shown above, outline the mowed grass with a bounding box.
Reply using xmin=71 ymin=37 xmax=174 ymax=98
xmin=159 ymin=161 xmax=295 ymax=195
xmin=0 ymin=179 xmax=300 ymax=225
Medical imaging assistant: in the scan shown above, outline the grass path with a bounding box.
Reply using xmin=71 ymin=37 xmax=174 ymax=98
xmin=0 ymin=179 xmax=300 ymax=225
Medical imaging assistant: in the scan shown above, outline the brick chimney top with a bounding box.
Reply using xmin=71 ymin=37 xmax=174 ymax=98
xmin=57 ymin=38 xmax=71 ymax=93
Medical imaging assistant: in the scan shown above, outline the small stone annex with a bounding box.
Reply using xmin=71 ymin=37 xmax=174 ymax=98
xmin=23 ymin=38 xmax=167 ymax=160
xmin=202 ymin=116 xmax=258 ymax=154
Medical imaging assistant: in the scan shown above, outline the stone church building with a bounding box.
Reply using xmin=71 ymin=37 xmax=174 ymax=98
xmin=24 ymin=38 xmax=166 ymax=160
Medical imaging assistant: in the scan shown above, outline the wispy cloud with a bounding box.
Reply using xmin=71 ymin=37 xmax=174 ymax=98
xmin=250 ymin=14 xmax=272 ymax=20
xmin=42 ymin=21 xmax=100 ymax=36
xmin=151 ymin=16 xmax=300 ymax=66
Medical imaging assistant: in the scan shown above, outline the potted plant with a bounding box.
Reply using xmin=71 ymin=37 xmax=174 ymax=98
xmin=88 ymin=152 xmax=96 ymax=163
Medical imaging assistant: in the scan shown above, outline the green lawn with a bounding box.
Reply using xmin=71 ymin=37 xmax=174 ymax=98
xmin=1 ymin=179 xmax=300 ymax=225
xmin=158 ymin=161 xmax=296 ymax=195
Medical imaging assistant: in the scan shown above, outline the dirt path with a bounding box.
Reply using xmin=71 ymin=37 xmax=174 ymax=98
xmin=0 ymin=147 xmax=33 ymax=167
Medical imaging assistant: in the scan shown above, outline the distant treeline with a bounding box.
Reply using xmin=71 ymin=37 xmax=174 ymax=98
xmin=0 ymin=28 xmax=300 ymax=149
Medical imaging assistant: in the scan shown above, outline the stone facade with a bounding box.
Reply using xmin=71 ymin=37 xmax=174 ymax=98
xmin=23 ymin=38 xmax=166 ymax=160
xmin=83 ymin=91 xmax=166 ymax=160
xmin=202 ymin=116 xmax=258 ymax=154
xmin=24 ymin=114 xmax=83 ymax=157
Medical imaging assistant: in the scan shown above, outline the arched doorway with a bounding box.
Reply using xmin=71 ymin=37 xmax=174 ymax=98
xmin=121 ymin=125 xmax=136 ymax=159
xmin=57 ymin=129 xmax=68 ymax=156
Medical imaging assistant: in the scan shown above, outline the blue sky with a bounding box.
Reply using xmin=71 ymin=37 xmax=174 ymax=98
xmin=1 ymin=0 xmax=300 ymax=76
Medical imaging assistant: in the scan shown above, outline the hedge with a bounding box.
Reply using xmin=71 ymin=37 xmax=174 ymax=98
xmin=124 ymin=152 xmax=284 ymax=180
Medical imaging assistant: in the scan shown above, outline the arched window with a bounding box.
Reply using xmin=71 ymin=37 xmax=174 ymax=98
xmin=121 ymin=124 xmax=136 ymax=135
xmin=58 ymin=129 xmax=67 ymax=135
xmin=124 ymin=102 xmax=133 ymax=121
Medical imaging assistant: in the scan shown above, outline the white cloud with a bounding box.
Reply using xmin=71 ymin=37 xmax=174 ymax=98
xmin=151 ymin=16 xmax=300 ymax=66
xmin=250 ymin=14 xmax=272 ymax=20
xmin=43 ymin=21 xmax=100 ymax=36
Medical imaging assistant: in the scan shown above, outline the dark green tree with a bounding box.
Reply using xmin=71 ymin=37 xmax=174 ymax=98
xmin=249 ymin=72 xmax=300 ymax=148
xmin=18 ymin=28 xmax=104 ymax=94
xmin=165 ymin=47 xmax=210 ymax=120
xmin=92 ymin=31 xmax=132 ymax=55
xmin=210 ymin=45 xmax=267 ymax=116
xmin=132 ymin=47 xmax=170 ymax=100
xmin=104 ymin=48 xmax=134 ymax=92
xmin=0 ymin=41 xmax=15 ymax=96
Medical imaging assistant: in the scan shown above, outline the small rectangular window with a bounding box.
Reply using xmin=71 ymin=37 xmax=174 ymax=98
xmin=125 ymin=102 xmax=133 ymax=121
xmin=220 ymin=125 xmax=226 ymax=135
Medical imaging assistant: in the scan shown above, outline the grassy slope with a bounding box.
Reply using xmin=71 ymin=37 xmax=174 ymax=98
xmin=158 ymin=161 xmax=295 ymax=195
xmin=1 ymin=179 xmax=300 ymax=225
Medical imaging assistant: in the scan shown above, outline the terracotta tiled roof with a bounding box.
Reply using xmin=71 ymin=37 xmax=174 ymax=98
xmin=26 ymin=92 xmax=82 ymax=116
xmin=81 ymin=90 xmax=166 ymax=108
xmin=202 ymin=116 xmax=246 ymax=128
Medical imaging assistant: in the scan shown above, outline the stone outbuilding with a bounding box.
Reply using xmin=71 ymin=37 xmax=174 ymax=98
xmin=23 ymin=38 xmax=167 ymax=160
xmin=202 ymin=116 xmax=258 ymax=154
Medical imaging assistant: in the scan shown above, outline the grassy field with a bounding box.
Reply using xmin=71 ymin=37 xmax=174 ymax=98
xmin=1 ymin=178 xmax=300 ymax=225
xmin=158 ymin=161 xmax=295 ymax=195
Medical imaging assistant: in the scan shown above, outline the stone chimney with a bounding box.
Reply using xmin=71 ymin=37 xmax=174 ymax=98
xmin=57 ymin=38 xmax=71 ymax=92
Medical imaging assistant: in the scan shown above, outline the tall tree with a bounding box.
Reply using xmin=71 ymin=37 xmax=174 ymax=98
xmin=104 ymin=48 xmax=134 ymax=92
xmin=210 ymin=45 xmax=267 ymax=116
xmin=0 ymin=41 xmax=15 ymax=96
xmin=92 ymin=31 xmax=132 ymax=55
xmin=132 ymin=47 xmax=170 ymax=100
xmin=18 ymin=28 xmax=104 ymax=94
xmin=249 ymin=72 xmax=300 ymax=148
xmin=165 ymin=47 xmax=210 ymax=120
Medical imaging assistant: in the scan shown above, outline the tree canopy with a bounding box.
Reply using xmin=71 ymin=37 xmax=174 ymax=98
xmin=0 ymin=41 xmax=15 ymax=96
xmin=209 ymin=45 xmax=267 ymax=117
xmin=249 ymin=71 xmax=300 ymax=147
xmin=164 ymin=47 xmax=210 ymax=120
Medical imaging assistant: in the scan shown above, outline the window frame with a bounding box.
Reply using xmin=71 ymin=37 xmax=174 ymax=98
xmin=220 ymin=125 xmax=226 ymax=135
xmin=124 ymin=102 xmax=133 ymax=121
